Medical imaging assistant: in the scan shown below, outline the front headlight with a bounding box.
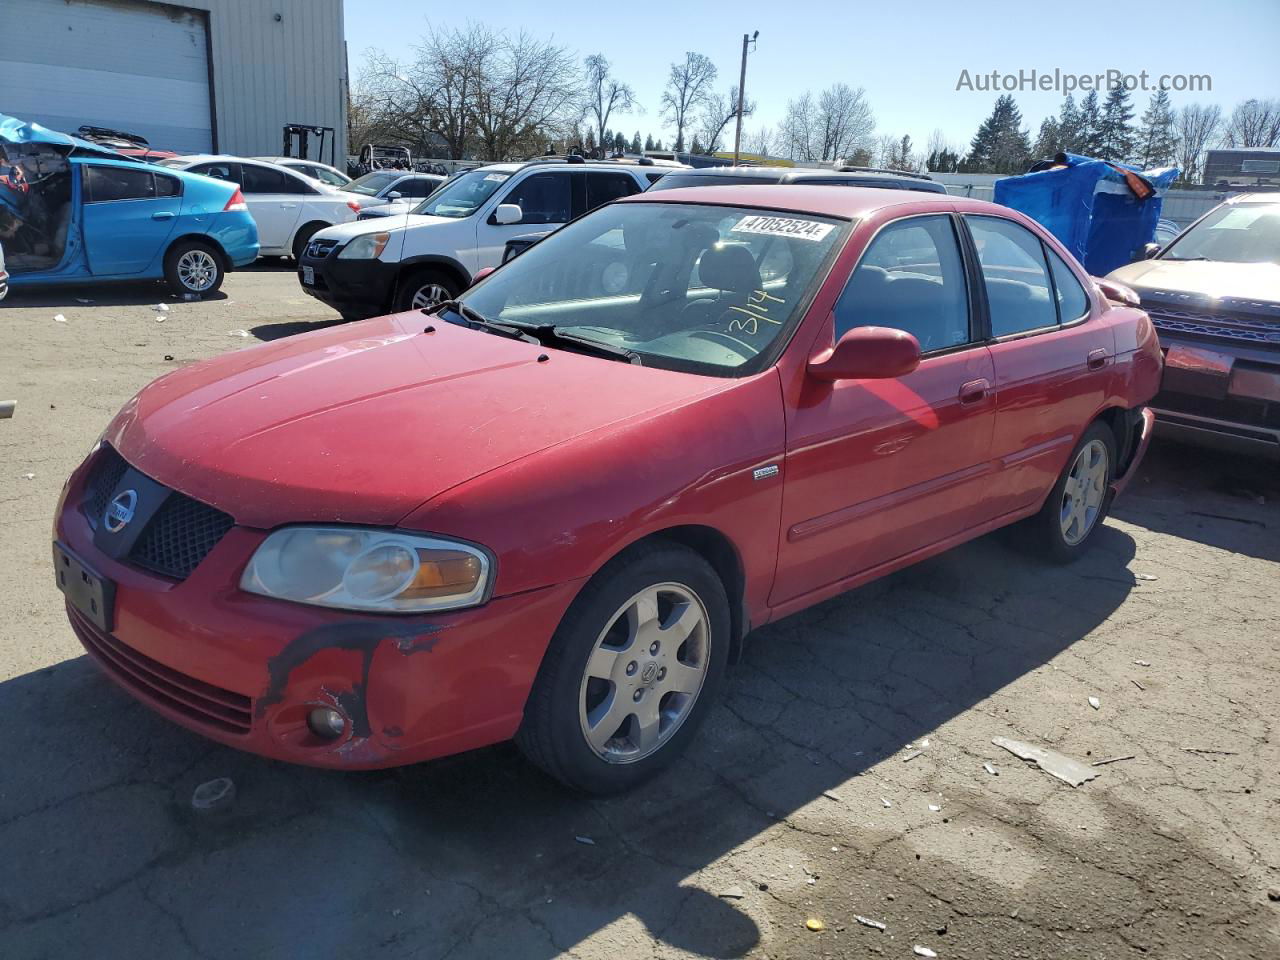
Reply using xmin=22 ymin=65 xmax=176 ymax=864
xmin=337 ymin=232 xmax=390 ymax=260
xmin=241 ymin=527 xmax=492 ymax=613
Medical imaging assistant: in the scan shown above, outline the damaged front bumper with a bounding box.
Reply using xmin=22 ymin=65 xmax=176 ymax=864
xmin=54 ymin=463 xmax=582 ymax=770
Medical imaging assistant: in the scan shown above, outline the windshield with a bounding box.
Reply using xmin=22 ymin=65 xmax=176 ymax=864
xmin=460 ymin=202 xmax=848 ymax=376
xmin=413 ymin=169 xmax=511 ymax=218
xmin=347 ymin=171 xmax=400 ymax=196
xmin=1161 ymin=202 xmax=1280 ymax=264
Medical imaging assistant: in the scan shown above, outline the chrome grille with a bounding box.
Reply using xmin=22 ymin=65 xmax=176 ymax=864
xmin=1148 ymin=307 xmax=1280 ymax=346
xmin=306 ymin=238 xmax=339 ymax=258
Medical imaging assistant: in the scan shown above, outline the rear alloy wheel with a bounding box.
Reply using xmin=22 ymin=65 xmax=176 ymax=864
xmin=163 ymin=241 xmax=223 ymax=297
xmin=1026 ymin=421 xmax=1116 ymax=563
xmin=517 ymin=543 xmax=730 ymax=793
xmin=394 ymin=269 xmax=457 ymax=313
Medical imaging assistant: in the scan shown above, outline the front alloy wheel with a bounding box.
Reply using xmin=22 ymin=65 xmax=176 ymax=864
xmin=516 ymin=542 xmax=730 ymax=793
xmin=579 ymin=583 xmax=711 ymax=763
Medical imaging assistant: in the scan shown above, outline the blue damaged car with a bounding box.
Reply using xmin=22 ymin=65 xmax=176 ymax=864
xmin=1 ymin=114 xmax=258 ymax=298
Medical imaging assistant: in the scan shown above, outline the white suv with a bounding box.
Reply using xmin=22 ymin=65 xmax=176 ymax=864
xmin=298 ymin=160 xmax=663 ymax=319
xmin=159 ymin=155 xmax=364 ymax=260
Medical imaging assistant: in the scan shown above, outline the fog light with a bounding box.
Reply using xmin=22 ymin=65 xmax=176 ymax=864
xmin=306 ymin=706 xmax=346 ymax=740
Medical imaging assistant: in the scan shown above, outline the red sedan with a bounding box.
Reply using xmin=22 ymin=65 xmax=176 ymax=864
xmin=54 ymin=186 xmax=1161 ymax=793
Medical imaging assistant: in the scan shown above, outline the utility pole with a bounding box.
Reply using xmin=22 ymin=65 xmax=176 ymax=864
xmin=732 ymin=30 xmax=758 ymax=166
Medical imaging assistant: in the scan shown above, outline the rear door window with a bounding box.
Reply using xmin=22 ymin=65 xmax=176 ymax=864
xmin=502 ymin=172 xmax=572 ymax=225
xmin=965 ymin=216 xmax=1058 ymax=336
xmin=240 ymin=164 xmax=292 ymax=195
xmin=154 ymin=173 xmax=182 ymax=198
xmin=1046 ymin=248 xmax=1090 ymax=322
xmin=84 ymin=166 xmax=156 ymax=202
xmin=585 ymin=172 xmax=642 ymax=209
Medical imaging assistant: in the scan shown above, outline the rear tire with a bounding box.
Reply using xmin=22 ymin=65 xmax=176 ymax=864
xmin=393 ymin=268 xmax=457 ymax=313
xmin=163 ymin=241 xmax=223 ymax=297
xmin=1025 ymin=421 xmax=1117 ymax=563
xmin=516 ymin=542 xmax=730 ymax=794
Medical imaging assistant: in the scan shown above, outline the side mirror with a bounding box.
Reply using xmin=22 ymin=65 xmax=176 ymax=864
xmin=1140 ymin=242 xmax=1161 ymax=260
xmin=1094 ymin=277 xmax=1142 ymax=308
xmin=387 ymin=191 xmax=402 ymax=200
xmin=470 ymin=266 xmax=496 ymax=286
xmin=808 ymin=326 xmax=922 ymax=382
xmin=493 ymin=203 xmax=523 ymax=225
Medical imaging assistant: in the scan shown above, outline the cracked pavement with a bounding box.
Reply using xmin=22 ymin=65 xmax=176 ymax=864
xmin=1 ymin=266 xmax=1277 ymax=959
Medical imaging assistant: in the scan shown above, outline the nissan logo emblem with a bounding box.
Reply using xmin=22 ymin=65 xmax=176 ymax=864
xmin=104 ymin=489 xmax=138 ymax=534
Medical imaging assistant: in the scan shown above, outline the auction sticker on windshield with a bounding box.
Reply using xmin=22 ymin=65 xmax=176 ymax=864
xmin=732 ymin=215 xmax=834 ymax=242
xmin=484 ymin=173 xmax=510 ymax=182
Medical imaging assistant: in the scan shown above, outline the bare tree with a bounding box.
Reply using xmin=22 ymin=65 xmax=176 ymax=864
xmin=874 ymin=134 xmax=898 ymax=168
xmin=1223 ymin=98 xmax=1280 ymax=148
xmin=357 ymin=24 xmax=579 ymax=162
xmin=1175 ymin=103 xmax=1223 ymax=183
xmin=926 ymin=128 xmax=952 ymax=160
xmin=748 ymin=126 xmax=773 ymax=157
xmin=584 ymin=54 xmax=637 ymax=158
xmin=782 ymin=85 xmax=875 ymax=162
xmin=697 ymin=86 xmax=754 ymax=155
xmin=661 ymin=52 xmax=717 ymax=152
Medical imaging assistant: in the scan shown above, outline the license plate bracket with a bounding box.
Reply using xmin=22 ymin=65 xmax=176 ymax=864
xmin=302 ymin=265 xmax=315 ymax=286
xmin=53 ymin=542 xmax=115 ymax=632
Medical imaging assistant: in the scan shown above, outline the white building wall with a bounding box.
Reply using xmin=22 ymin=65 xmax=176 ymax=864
xmin=168 ymin=0 xmax=347 ymax=164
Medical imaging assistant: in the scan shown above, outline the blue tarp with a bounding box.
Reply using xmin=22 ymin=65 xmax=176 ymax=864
xmin=994 ymin=153 xmax=1179 ymax=275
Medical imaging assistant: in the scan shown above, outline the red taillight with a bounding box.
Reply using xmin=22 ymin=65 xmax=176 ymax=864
xmin=347 ymin=199 xmax=361 ymax=214
xmin=223 ymin=188 xmax=248 ymax=212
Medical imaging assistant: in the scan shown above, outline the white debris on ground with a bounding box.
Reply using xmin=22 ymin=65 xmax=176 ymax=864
xmin=992 ymin=736 xmax=1101 ymax=787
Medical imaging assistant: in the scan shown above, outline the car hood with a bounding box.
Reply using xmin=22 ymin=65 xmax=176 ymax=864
xmin=1108 ymin=258 xmax=1280 ymax=308
xmin=315 ymin=213 xmax=458 ymax=243
xmin=106 ymin=314 xmax=724 ymax=528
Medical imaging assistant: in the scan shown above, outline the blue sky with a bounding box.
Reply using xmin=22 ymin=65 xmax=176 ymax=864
xmin=343 ymin=0 xmax=1279 ymax=155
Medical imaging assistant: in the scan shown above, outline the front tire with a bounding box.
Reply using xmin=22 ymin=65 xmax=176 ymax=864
xmin=393 ymin=268 xmax=458 ymax=313
xmin=516 ymin=542 xmax=731 ymax=794
xmin=1027 ymin=421 xmax=1116 ymax=563
xmin=163 ymin=241 xmax=223 ymax=297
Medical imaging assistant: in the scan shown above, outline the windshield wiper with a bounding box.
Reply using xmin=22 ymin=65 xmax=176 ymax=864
xmin=1161 ymin=255 xmax=1212 ymax=261
xmin=520 ymin=325 xmax=642 ymax=364
xmin=433 ymin=300 xmax=538 ymax=343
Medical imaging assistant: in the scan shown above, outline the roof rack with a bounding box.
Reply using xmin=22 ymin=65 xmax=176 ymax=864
xmin=525 ymin=154 xmax=586 ymax=165
xmin=837 ymin=165 xmax=934 ymax=181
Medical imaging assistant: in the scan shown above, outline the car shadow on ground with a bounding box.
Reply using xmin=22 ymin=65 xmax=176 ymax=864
xmin=0 ymin=281 xmax=229 ymax=309
xmin=1 ymin=525 xmax=1169 ymax=959
xmin=1112 ymin=437 xmax=1278 ymax=563
xmin=249 ymin=317 xmax=348 ymax=341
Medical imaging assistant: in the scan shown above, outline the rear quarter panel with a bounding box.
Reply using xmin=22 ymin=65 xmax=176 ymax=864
xmin=177 ymin=171 xmax=259 ymax=265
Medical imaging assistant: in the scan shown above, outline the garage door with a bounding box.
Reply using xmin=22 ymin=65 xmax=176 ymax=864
xmin=0 ymin=0 xmax=213 ymax=154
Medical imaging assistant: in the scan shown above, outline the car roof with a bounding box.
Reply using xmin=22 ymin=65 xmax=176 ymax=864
xmin=472 ymin=160 xmax=657 ymax=176
xmin=1225 ymin=192 xmax=1280 ymax=205
xmin=621 ymin=183 xmax=973 ymax=220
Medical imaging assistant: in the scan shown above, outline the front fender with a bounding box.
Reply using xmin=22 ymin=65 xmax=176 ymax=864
xmin=399 ymin=370 xmax=787 ymax=625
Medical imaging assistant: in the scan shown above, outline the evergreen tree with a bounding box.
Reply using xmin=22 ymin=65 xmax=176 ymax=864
xmin=655 ymin=138 xmax=664 ymax=150
xmin=1135 ymin=90 xmax=1177 ymax=168
xmin=584 ymin=127 xmax=598 ymax=157
xmin=1097 ymin=86 xmax=1136 ymax=162
xmin=967 ymin=95 xmax=1032 ymax=173
xmin=690 ymin=135 xmax=706 ymax=154
xmin=1078 ymin=90 xmax=1104 ymax=156
xmin=1056 ymin=94 xmax=1083 ymax=152
xmin=1032 ymin=117 xmax=1061 ymax=159
xmin=644 ymin=133 xmax=655 ymax=151
xmin=631 ymin=131 xmax=642 ymax=153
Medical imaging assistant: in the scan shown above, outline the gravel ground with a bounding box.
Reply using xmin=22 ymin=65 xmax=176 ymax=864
xmin=1 ymin=264 xmax=1277 ymax=960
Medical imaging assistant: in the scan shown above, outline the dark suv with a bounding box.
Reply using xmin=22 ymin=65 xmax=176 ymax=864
xmin=646 ymin=165 xmax=947 ymax=194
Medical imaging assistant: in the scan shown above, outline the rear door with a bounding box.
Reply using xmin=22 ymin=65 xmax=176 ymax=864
xmin=82 ymin=165 xmax=180 ymax=275
xmin=773 ymin=213 xmax=997 ymax=604
xmin=963 ymin=214 xmax=1114 ymax=515
xmin=237 ymin=163 xmax=310 ymax=251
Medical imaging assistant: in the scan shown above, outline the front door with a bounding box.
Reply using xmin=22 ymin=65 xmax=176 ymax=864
xmin=82 ymin=166 xmax=180 ymax=275
xmin=474 ymin=169 xmax=573 ymax=271
xmin=773 ymin=214 xmax=998 ymax=606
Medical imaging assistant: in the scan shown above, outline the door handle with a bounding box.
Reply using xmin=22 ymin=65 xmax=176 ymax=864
xmin=151 ymin=211 xmax=176 ymax=220
xmin=959 ymin=378 xmax=990 ymax=405
xmin=1087 ymin=348 xmax=1111 ymax=370
xmin=280 ymin=203 xmax=299 ymax=209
